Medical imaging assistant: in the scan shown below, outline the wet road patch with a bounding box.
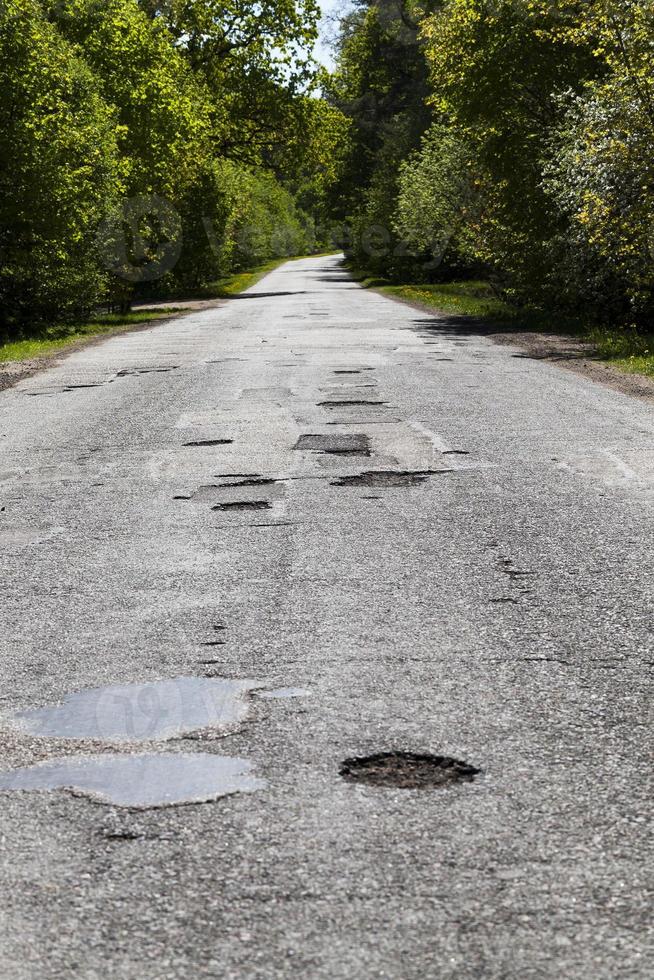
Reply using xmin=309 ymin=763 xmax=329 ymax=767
xmin=4 ymin=676 xmax=260 ymax=741
xmin=0 ymin=753 xmax=266 ymax=809
xmin=294 ymin=434 xmax=370 ymax=456
xmin=340 ymin=752 xmax=480 ymax=789
xmin=331 ymin=469 xmax=452 ymax=488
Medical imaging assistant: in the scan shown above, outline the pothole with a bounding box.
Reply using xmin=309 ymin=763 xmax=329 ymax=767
xmin=318 ymin=399 xmax=385 ymax=408
xmin=117 ymin=367 xmax=177 ymax=376
xmin=331 ymin=469 xmax=452 ymax=488
xmin=184 ymin=439 xmax=233 ymax=447
xmin=497 ymin=558 xmax=533 ymax=579
xmin=0 ymin=753 xmax=266 ymax=809
xmin=294 ymin=434 xmax=370 ymax=456
xmin=212 ymin=501 xmax=271 ymax=511
xmin=63 ymin=383 xmax=105 ymax=390
xmin=214 ymin=473 xmax=261 ymax=479
xmin=340 ymin=752 xmax=480 ymax=789
xmin=215 ymin=477 xmax=277 ymax=487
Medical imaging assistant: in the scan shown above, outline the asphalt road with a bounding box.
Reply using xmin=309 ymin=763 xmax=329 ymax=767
xmin=0 ymin=255 xmax=652 ymax=979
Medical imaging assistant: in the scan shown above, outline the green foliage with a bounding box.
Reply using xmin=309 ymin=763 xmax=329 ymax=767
xmin=393 ymin=124 xmax=478 ymax=274
xmin=324 ymin=0 xmax=436 ymax=275
xmin=46 ymin=0 xmax=212 ymax=198
xmin=330 ymin=0 xmax=654 ymax=328
xmin=0 ymin=0 xmax=120 ymax=330
xmin=145 ymin=0 xmax=321 ymax=164
xmin=420 ymin=0 xmax=602 ymax=296
xmin=0 ymin=0 xmax=343 ymax=335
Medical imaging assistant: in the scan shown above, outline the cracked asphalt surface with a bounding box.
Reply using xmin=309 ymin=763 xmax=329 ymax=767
xmin=0 ymin=255 xmax=652 ymax=978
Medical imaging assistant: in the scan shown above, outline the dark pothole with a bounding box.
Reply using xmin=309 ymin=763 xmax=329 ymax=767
xmin=215 ymin=477 xmax=277 ymax=487
xmin=340 ymin=752 xmax=480 ymax=789
xmin=331 ymin=469 xmax=452 ymax=488
xmin=184 ymin=439 xmax=233 ymax=447
xmin=294 ymin=433 xmax=370 ymax=456
xmin=497 ymin=558 xmax=533 ymax=579
xmin=318 ymin=399 xmax=385 ymax=408
xmin=212 ymin=500 xmax=271 ymax=511
xmin=117 ymin=366 xmax=178 ymax=376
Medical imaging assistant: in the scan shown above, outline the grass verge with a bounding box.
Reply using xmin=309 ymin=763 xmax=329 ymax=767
xmin=0 ymin=309 xmax=181 ymax=364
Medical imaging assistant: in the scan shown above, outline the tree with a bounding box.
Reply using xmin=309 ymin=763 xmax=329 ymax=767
xmin=140 ymin=0 xmax=322 ymax=164
xmin=325 ymin=0 xmax=436 ymax=275
xmin=0 ymin=0 xmax=120 ymax=329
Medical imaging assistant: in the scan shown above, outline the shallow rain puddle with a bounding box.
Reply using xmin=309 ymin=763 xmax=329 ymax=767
xmin=0 ymin=753 xmax=265 ymax=808
xmin=6 ymin=676 xmax=260 ymax=742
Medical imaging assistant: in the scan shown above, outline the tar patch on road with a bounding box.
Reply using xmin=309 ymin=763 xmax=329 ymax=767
xmin=331 ymin=469 xmax=452 ymax=488
xmin=184 ymin=439 xmax=233 ymax=447
xmin=294 ymin=433 xmax=370 ymax=456
xmin=212 ymin=500 xmax=272 ymax=511
xmin=340 ymin=752 xmax=480 ymax=789
xmin=215 ymin=477 xmax=277 ymax=487
xmin=318 ymin=399 xmax=385 ymax=408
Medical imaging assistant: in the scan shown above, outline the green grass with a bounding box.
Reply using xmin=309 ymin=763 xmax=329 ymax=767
xmin=0 ymin=309 xmax=180 ymax=364
xmin=352 ymin=267 xmax=654 ymax=377
xmin=379 ymin=280 xmax=524 ymax=320
xmin=355 ymin=274 xmax=582 ymax=332
xmin=589 ymin=328 xmax=654 ymax=376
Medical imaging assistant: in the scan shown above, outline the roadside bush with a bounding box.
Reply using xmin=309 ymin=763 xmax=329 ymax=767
xmin=393 ymin=124 xmax=478 ymax=277
xmin=543 ymin=80 xmax=654 ymax=325
xmin=0 ymin=0 xmax=120 ymax=331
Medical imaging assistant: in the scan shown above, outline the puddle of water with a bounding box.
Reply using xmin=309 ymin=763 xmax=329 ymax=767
xmin=6 ymin=676 xmax=260 ymax=742
xmin=0 ymin=753 xmax=265 ymax=808
xmin=254 ymin=687 xmax=310 ymax=699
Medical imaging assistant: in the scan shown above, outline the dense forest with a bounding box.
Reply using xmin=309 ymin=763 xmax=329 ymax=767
xmin=2 ymin=0 xmax=654 ymax=337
